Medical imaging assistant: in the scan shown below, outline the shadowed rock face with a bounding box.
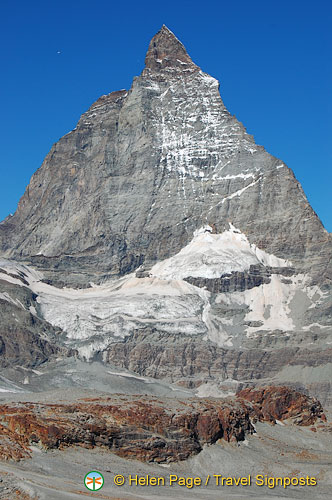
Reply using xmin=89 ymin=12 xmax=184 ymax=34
xmin=0 ymin=387 xmax=326 ymax=463
xmin=102 ymin=328 xmax=332 ymax=407
xmin=0 ymin=26 xmax=330 ymax=288
xmin=0 ymin=279 xmax=69 ymax=369
xmin=184 ymin=264 xmax=296 ymax=293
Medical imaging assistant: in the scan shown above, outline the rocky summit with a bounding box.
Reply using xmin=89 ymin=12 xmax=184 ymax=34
xmin=1 ymin=25 xmax=331 ymax=287
xmin=0 ymin=25 xmax=331 ymax=413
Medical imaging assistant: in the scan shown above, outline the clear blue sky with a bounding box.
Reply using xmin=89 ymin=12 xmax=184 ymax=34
xmin=1 ymin=0 xmax=331 ymax=230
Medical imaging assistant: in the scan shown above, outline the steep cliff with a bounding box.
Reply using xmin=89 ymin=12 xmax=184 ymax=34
xmin=0 ymin=26 xmax=331 ymax=407
xmin=0 ymin=26 xmax=330 ymax=288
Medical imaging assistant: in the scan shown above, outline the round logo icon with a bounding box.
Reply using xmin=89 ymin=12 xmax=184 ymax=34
xmin=84 ymin=471 xmax=104 ymax=491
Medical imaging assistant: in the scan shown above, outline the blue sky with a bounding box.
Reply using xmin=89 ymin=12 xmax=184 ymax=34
xmin=1 ymin=0 xmax=331 ymax=230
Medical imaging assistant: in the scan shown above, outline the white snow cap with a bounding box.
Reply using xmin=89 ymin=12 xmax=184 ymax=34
xmin=151 ymin=223 xmax=291 ymax=280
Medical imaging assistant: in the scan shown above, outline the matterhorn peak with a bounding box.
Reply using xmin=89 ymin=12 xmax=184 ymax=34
xmin=144 ymin=25 xmax=198 ymax=72
xmin=0 ymin=25 xmax=331 ymax=444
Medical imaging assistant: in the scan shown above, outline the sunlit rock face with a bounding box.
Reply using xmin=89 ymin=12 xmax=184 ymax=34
xmin=0 ymin=26 xmax=331 ymax=407
xmin=0 ymin=387 xmax=326 ymax=462
xmin=0 ymin=26 xmax=330 ymax=288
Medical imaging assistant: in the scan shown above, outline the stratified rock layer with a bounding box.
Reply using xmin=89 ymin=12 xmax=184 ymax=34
xmin=0 ymin=387 xmax=325 ymax=462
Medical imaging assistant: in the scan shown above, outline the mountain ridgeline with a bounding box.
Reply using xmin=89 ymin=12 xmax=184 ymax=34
xmin=0 ymin=25 xmax=330 ymax=288
xmin=0 ymin=26 xmax=331 ymax=407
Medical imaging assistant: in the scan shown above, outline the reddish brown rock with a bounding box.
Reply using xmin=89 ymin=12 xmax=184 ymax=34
xmin=237 ymin=386 xmax=324 ymax=425
xmin=0 ymin=396 xmax=252 ymax=464
xmin=0 ymin=387 xmax=326 ymax=463
xmin=0 ymin=422 xmax=31 ymax=461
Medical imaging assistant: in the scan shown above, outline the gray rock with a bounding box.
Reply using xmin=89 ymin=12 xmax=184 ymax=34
xmin=183 ymin=264 xmax=296 ymax=293
xmin=0 ymin=26 xmax=331 ymax=409
xmin=0 ymin=26 xmax=330 ymax=289
xmin=0 ymin=279 xmax=69 ymax=368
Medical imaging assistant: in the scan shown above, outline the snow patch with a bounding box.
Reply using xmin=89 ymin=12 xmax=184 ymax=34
xmin=152 ymin=69 xmax=256 ymax=180
xmin=196 ymin=382 xmax=235 ymax=398
xmin=151 ymin=223 xmax=290 ymax=280
xmin=0 ymin=258 xmax=43 ymax=284
xmin=220 ymin=179 xmax=260 ymax=204
xmin=221 ymin=274 xmax=296 ymax=333
xmin=107 ymin=371 xmax=154 ymax=384
xmin=276 ymin=419 xmax=285 ymax=426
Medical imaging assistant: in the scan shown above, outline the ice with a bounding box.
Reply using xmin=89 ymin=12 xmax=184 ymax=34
xmin=150 ymin=69 xmax=258 ymax=180
xmin=239 ymin=274 xmax=295 ymax=333
xmin=151 ymin=223 xmax=289 ymax=280
xmin=220 ymin=179 xmax=260 ymax=204
xmin=0 ymin=258 xmax=43 ymax=284
xmin=27 ymin=223 xmax=300 ymax=358
xmin=33 ymin=275 xmax=211 ymax=359
xmin=0 ymin=220 xmax=325 ymax=364
xmin=107 ymin=371 xmax=154 ymax=383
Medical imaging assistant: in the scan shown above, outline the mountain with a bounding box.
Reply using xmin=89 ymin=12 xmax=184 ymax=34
xmin=0 ymin=26 xmax=331 ymax=407
xmin=1 ymin=26 xmax=330 ymax=287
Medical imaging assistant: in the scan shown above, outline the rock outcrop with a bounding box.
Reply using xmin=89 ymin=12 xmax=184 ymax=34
xmin=0 ymin=387 xmax=326 ymax=463
xmin=184 ymin=264 xmax=296 ymax=293
xmin=102 ymin=328 xmax=332 ymax=406
xmin=0 ymin=283 xmax=67 ymax=369
xmin=237 ymin=386 xmax=326 ymax=425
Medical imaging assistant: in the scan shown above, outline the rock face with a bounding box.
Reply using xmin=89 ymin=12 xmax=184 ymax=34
xmin=0 ymin=25 xmax=330 ymax=288
xmin=184 ymin=264 xmax=296 ymax=293
xmin=0 ymin=387 xmax=326 ymax=463
xmin=0 ymin=262 xmax=70 ymax=370
xmin=237 ymin=386 xmax=326 ymax=425
xmin=0 ymin=26 xmax=331 ymax=407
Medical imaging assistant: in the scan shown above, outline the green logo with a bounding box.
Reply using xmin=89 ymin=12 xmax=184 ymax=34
xmin=84 ymin=471 xmax=104 ymax=491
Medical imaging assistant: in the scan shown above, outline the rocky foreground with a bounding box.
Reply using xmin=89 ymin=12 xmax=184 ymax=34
xmin=0 ymin=386 xmax=326 ymax=463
